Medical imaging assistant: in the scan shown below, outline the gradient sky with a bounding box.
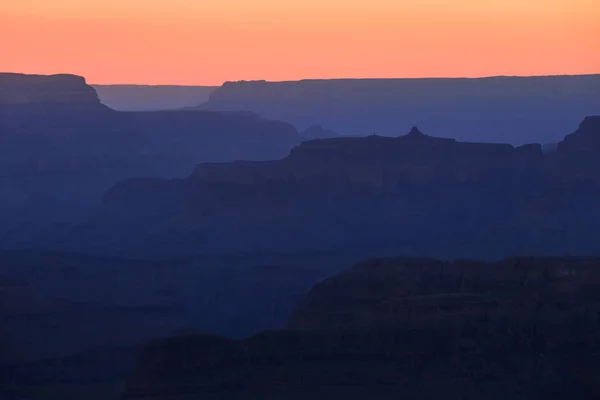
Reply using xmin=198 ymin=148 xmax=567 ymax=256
xmin=2 ymin=0 xmax=599 ymax=85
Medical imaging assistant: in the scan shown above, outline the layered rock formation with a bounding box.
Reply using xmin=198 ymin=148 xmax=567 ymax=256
xmin=0 ymin=73 xmax=301 ymax=233
xmin=287 ymin=256 xmax=600 ymax=331
xmin=124 ymin=257 xmax=600 ymax=399
xmin=200 ymin=75 xmax=600 ymax=144
xmin=61 ymin=117 xmax=600 ymax=259
xmin=186 ymin=127 xmax=543 ymax=187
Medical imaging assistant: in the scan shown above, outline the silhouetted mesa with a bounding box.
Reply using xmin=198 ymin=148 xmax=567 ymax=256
xmin=0 ymin=73 xmax=301 ymax=230
xmin=0 ymin=73 xmax=101 ymax=106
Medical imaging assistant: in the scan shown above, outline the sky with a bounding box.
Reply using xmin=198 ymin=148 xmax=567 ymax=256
xmin=1 ymin=0 xmax=599 ymax=85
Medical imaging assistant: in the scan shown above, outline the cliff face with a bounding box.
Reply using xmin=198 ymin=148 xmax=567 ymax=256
xmin=557 ymin=116 xmax=600 ymax=155
xmin=65 ymin=119 xmax=600 ymax=259
xmin=200 ymin=75 xmax=600 ymax=144
xmin=0 ymin=73 xmax=302 ymax=235
xmin=0 ymin=73 xmax=101 ymax=106
xmin=286 ymin=257 xmax=600 ymax=331
xmin=548 ymin=115 xmax=600 ymax=184
xmin=190 ymin=127 xmax=543 ymax=187
xmin=124 ymin=257 xmax=600 ymax=400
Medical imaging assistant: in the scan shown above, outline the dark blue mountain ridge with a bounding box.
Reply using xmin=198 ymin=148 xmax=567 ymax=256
xmin=199 ymin=74 xmax=600 ymax=145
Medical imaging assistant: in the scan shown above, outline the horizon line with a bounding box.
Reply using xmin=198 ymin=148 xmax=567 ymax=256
xmin=91 ymin=72 xmax=600 ymax=87
xmin=3 ymin=71 xmax=600 ymax=87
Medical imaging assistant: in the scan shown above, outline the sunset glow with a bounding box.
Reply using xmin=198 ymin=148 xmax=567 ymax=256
xmin=2 ymin=0 xmax=599 ymax=85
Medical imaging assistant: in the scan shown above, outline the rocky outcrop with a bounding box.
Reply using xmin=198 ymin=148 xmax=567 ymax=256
xmin=189 ymin=126 xmax=543 ymax=187
xmin=124 ymin=257 xmax=600 ymax=399
xmin=557 ymin=116 xmax=600 ymax=155
xmin=0 ymin=73 xmax=101 ymax=106
xmin=200 ymin=75 xmax=600 ymax=144
xmin=549 ymin=115 xmax=600 ymax=183
xmin=287 ymin=257 xmax=600 ymax=331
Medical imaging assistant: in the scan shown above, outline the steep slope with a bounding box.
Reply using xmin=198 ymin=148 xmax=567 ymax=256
xmin=286 ymin=257 xmax=600 ymax=330
xmin=557 ymin=116 xmax=600 ymax=155
xmin=200 ymin=75 xmax=600 ymax=144
xmin=124 ymin=257 xmax=600 ymax=400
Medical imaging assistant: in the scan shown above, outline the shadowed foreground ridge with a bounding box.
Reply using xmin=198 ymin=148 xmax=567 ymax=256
xmin=125 ymin=257 xmax=600 ymax=400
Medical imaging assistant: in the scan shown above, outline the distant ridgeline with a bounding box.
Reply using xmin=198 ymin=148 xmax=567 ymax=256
xmin=49 ymin=115 xmax=600 ymax=260
xmin=199 ymin=75 xmax=600 ymax=145
xmin=0 ymin=73 xmax=302 ymax=228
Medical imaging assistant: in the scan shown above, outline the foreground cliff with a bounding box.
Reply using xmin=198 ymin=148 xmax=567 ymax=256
xmin=125 ymin=257 xmax=600 ymax=399
xmin=287 ymin=256 xmax=600 ymax=330
xmin=200 ymin=74 xmax=600 ymax=144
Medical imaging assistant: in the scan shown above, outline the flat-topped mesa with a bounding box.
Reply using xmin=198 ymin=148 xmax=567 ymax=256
xmin=206 ymin=75 xmax=600 ymax=103
xmin=0 ymin=73 xmax=102 ymax=107
xmin=287 ymin=126 xmax=542 ymax=173
xmin=200 ymin=76 xmax=600 ymax=144
xmin=557 ymin=115 xmax=600 ymax=155
xmin=190 ymin=127 xmax=543 ymax=187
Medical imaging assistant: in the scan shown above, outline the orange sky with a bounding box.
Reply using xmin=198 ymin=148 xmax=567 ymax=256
xmin=1 ymin=0 xmax=599 ymax=85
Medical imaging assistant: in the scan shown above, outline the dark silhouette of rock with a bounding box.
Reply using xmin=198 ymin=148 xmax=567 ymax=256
xmin=124 ymin=257 xmax=600 ymax=400
xmin=0 ymin=73 xmax=101 ymax=106
xmin=548 ymin=116 xmax=600 ymax=184
xmin=406 ymin=126 xmax=425 ymax=137
xmin=61 ymin=122 xmax=600 ymax=259
xmin=557 ymin=116 xmax=600 ymax=155
xmin=184 ymin=125 xmax=542 ymax=188
xmin=199 ymin=75 xmax=600 ymax=145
